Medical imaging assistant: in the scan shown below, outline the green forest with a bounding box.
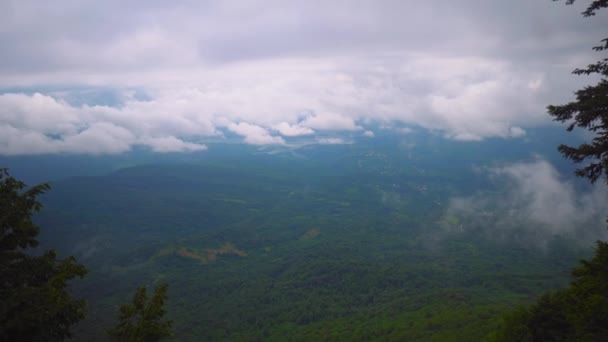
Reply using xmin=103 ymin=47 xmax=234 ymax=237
xmin=3 ymin=129 xmax=606 ymax=340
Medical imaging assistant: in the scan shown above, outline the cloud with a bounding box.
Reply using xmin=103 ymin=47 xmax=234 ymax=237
xmin=0 ymin=92 xmax=210 ymax=154
xmin=300 ymin=111 xmax=361 ymax=131
xmin=441 ymin=159 xmax=608 ymax=246
xmin=363 ymin=130 xmax=374 ymax=137
xmin=0 ymin=1 xmax=605 ymax=154
xmin=141 ymin=136 xmax=207 ymax=153
xmin=316 ymin=137 xmax=347 ymax=145
xmin=0 ymin=124 xmax=58 ymax=155
xmin=0 ymin=93 xmax=80 ymax=135
xmin=0 ymin=56 xmax=558 ymax=154
xmin=61 ymin=122 xmax=135 ymax=154
xmin=272 ymin=122 xmax=314 ymax=137
xmin=227 ymin=122 xmax=285 ymax=145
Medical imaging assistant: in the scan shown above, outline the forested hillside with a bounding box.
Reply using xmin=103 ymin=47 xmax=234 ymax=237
xmin=27 ymin=133 xmax=599 ymax=341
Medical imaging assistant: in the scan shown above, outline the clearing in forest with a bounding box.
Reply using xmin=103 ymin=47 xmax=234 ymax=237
xmin=174 ymin=242 xmax=247 ymax=264
xmin=300 ymin=228 xmax=320 ymax=240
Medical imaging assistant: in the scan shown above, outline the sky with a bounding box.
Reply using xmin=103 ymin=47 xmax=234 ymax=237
xmin=0 ymin=0 xmax=606 ymax=155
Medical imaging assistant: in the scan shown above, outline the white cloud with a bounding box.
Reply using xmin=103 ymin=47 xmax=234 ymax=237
xmin=363 ymin=130 xmax=374 ymax=137
xmin=61 ymin=122 xmax=135 ymax=154
xmin=0 ymin=1 xmax=604 ymax=154
xmin=0 ymin=92 xmax=212 ymax=154
xmin=272 ymin=122 xmax=314 ymax=136
xmin=300 ymin=112 xmax=361 ymax=131
xmin=227 ymin=122 xmax=285 ymax=145
xmin=141 ymin=136 xmax=207 ymax=153
xmin=0 ymin=93 xmax=81 ymax=135
xmin=316 ymin=137 xmax=347 ymax=145
xmin=488 ymin=160 xmax=608 ymax=233
xmin=442 ymin=159 xmax=608 ymax=246
xmin=397 ymin=127 xmax=413 ymax=134
xmin=0 ymin=124 xmax=58 ymax=155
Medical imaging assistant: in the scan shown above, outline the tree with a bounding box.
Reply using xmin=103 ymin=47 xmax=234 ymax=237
xmin=489 ymin=3 xmax=608 ymax=339
xmin=489 ymin=241 xmax=608 ymax=341
xmin=108 ymin=283 xmax=173 ymax=342
xmin=547 ymin=0 xmax=608 ymax=184
xmin=0 ymin=168 xmax=87 ymax=341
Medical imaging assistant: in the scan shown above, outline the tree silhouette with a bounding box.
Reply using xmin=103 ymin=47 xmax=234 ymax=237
xmin=547 ymin=0 xmax=608 ymax=184
xmin=490 ymin=2 xmax=608 ymax=340
xmin=109 ymin=283 xmax=173 ymax=342
xmin=0 ymin=169 xmax=87 ymax=341
xmin=491 ymin=241 xmax=608 ymax=341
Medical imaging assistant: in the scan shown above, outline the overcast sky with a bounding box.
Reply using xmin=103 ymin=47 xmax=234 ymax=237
xmin=0 ymin=0 xmax=605 ymax=154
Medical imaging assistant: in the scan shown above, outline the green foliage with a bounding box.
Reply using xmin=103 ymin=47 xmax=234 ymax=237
xmin=109 ymin=283 xmax=173 ymax=342
xmin=0 ymin=168 xmax=87 ymax=341
xmin=34 ymin=155 xmax=584 ymax=341
xmin=555 ymin=0 xmax=607 ymax=17
xmin=548 ymin=0 xmax=608 ymax=184
xmin=491 ymin=241 xmax=608 ymax=341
